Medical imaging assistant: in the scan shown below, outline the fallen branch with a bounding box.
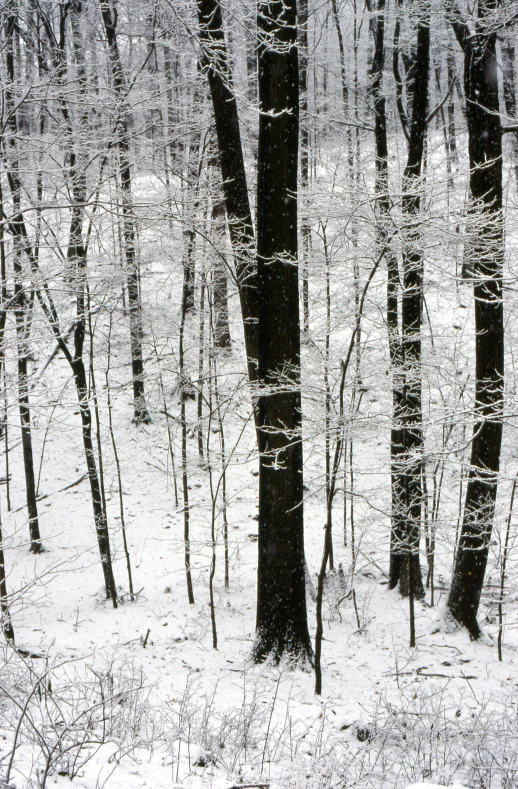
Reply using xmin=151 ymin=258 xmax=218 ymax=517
xmin=12 ymin=473 xmax=88 ymax=511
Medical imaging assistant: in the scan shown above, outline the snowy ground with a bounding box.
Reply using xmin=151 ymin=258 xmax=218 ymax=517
xmin=0 ymin=296 xmax=516 ymax=789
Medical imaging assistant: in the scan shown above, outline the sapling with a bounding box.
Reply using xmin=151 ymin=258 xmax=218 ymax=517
xmin=0 ymin=497 xmax=14 ymax=643
xmin=498 ymin=474 xmax=516 ymax=661
xmin=106 ymin=313 xmax=135 ymax=601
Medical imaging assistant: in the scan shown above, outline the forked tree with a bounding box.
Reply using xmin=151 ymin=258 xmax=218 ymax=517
xmin=198 ymin=0 xmax=312 ymax=662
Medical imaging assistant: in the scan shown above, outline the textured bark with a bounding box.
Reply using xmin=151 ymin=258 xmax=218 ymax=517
xmin=299 ymin=0 xmax=310 ymax=334
xmin=253 ymin=0 xmax=312 ymax=664
xmin=447 ymin=0 xmax=504 ymax=638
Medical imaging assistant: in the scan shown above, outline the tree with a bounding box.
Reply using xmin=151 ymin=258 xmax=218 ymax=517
xmin=446 ymin=0 xmax=504 ymax=638
xmin=2 ymin=2 xmax=42 ymax=553
xmin=253 ymin=0 xmax=312 ymax=664
xmin=196 ymin=0 xmax=259 ymax=384
xmin=389 ymin=0 xmax=430 ymax=600
xmin=197 ymin=0 xmax=311 ymax=661
xmin=100 ymin=0 xmax=150 ymax=424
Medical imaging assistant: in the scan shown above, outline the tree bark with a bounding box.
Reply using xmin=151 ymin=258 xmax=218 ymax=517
xmin=446 ymin=0 xmax=504 ymax=638
xmin=299 ymin=0 xmax=310 ymax=335
xmin=253 ymin=0 xmax=312 ymax=664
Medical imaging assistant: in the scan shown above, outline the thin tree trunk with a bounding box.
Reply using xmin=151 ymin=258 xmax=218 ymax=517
xmin=209 ymin=149 xmax=231 ymax=349
xmin=498 ymin=475 xmax=515 ymax=660
xmin=447 ymin=48 xmax=458 ymax=161
xmin=2 ymin=5 xmax=42 ymax=553
xmin=3 ymin=1 xmax=118 ymax=600
xmin=179 ymin=258 xmax=195 ymax=605
xmin=100 ymin=0 xmax=149 ymax=423
xmin=0 ymin=508 xmax=14 ymax=644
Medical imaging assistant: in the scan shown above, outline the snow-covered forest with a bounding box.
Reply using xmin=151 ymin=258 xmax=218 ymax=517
xmin=0 ymin=0 xmax=517 ymax=786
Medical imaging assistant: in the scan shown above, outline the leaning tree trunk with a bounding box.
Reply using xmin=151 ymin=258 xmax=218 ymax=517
xmin=253 ymin=0 xmax=312 ymax=664
xmin=446 ymin=0 xmax=504 ymax=638
xmin=100 ymin=0 xmax=149 ymax=424
xmin=196 ymin=0 xmax=259 ymax=386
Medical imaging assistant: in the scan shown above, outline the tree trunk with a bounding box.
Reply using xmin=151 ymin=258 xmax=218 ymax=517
xmin=447 ymin=1 xmax=504 ymax=638
xmin=211 ymin=193 xmax=231 ymax=350
xmin=447 ymin=48 xmax=457 ymax=160
xmin=196 ymin=0 xmax=259 ymax=385
xmin=2 ymin=4 xmax=42 ymax=553
xmin=299 ymin=0 xmax=310 ymax=335
xmin=389 ymin=2 xmax=430 ymax=598
xmin=100 ymin=0 xmax=149 ymax=424
xmin=367 ymin=0 xmax=406 ymax=592
xmin=397 ymin=10 xmax=430 ymax=599
xmin=253 ymin=0 xmax=312 ymax=664
xmin=500 ymin=31 xmax=518 ymax=189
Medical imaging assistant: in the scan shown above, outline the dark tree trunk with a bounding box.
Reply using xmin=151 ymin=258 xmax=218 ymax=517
xmin=71 ymin=329 xmax=118 ymax=605
xmin=179 ymin=265 xmax=195 ymax=605
xmin=253 ymin=0 xmax=312 ymax=664
xmin=367 ymin=0 xmax=406 ymax=593
xmin=100 ymin=0 xmax=149 ymax=424
xmin=3 ymin=4 xmax=42 ymax=553
xmin=182 ymin=107 xmax=202 ymax=316
xmin=396 ymin=11 xmax=430 ymax=599
xmin=447 ymin=1 xmax=504 ymax=638
xmin=299 ymin=0 xmax=310 ymax=335
xmin=196 ymin=0 xmax=259 ymax=384
xmin=0 ymin=515 xmax=14 ymax=643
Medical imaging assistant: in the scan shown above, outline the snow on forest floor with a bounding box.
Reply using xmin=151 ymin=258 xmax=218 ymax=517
xmin=0 ymin=279 xmax=516 ymax=789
